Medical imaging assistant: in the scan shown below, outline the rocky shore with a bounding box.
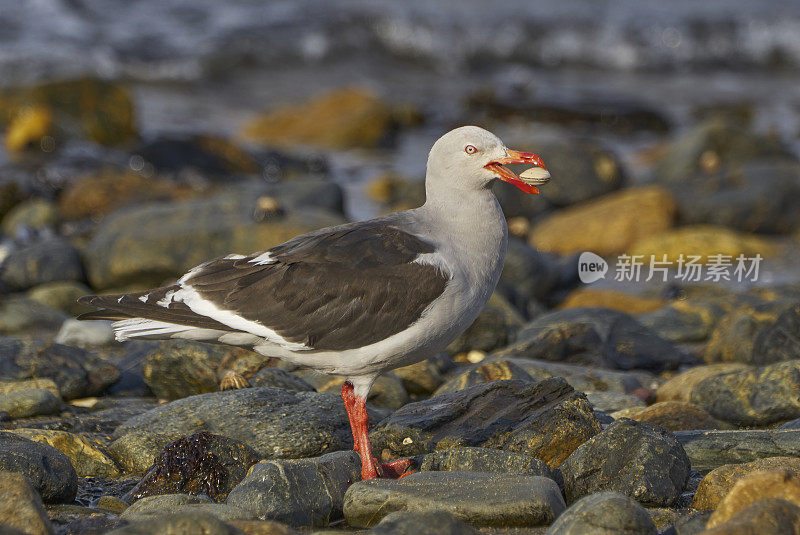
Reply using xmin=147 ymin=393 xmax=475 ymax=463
xmin=1 ymin=79 xmax=800 ymax=534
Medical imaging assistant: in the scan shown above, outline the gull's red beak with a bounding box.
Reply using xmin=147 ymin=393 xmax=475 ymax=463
xmin=485 ymin=149 xmax=549 ymax=194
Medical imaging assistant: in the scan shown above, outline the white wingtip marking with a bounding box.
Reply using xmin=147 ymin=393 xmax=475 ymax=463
xmin=138 ymin=294 xmax=149 ymax=303
xmin=249 ymin=252 xmax=276 ymax=265
xmin=156 ymin=290 xmax=176 ymax=308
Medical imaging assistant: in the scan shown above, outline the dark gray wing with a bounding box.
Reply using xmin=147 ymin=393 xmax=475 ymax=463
xmin=80 ymin=221 xmax=450 ymax=351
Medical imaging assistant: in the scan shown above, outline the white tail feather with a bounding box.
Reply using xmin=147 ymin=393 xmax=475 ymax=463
xmin=112 ymin=318 xmax=224 ymax=342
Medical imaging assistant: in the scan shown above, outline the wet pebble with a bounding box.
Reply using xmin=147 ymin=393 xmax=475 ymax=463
xmin=107 ymin=511 xmax=238 ymax=535
xmin=0 ymin=237 xmax=83 ymax=291
xmin=0 ymin=388 xmax=60 ymax=419
xmin=6 ymin=428 xmax=119 ymax=477
xmin=122 ymin=499 xmax=256 ymax=523
xmin=0 ymin=431 xmax=77 ymax=503
xmin=494 ymin=307 xmax=687 ymax=372
xmin=559 ymin=418 xmax=690 ymax=506
xmin=142 ymin=340 xmax=234 ymax=400
xmin=688 ymin=360 xmax=800 ymax=426
xmin=0 ymin=336 xmax=120 ymax=400
xmin=0 ymin=297 xmax=67 ymax=334
xmin=700 ymin=498 xmax=800 ymax=534
xmin=28 ymin=281 xmax=93 ymax=316
xmin=416 ymin=447 xmax=556 ymax=481
xmin=1 ymin=198 xmax=59 ymax=236
xmin=248 ymin=368 xmax=314 ymax=392
xmin=611 ymin=401 xmax=733 ymax=432
xmin=108 ymin=431 xmax=182 ymax=475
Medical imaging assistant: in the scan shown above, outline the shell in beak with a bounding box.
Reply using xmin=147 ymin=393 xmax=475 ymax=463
xmin=519 ymin=166 xmax=551 ymax=184
xmin=485 ymin=149 xmax=549 ymax=194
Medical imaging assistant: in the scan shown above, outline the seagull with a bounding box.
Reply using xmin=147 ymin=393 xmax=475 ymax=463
xmin=78 ymin=126 xmax=550 ymax=480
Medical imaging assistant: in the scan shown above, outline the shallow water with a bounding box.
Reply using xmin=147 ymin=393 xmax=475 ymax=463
xmin=4 ymin=0 xmax=800 ymax=84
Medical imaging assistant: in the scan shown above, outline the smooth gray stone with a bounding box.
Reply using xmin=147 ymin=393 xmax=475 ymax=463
xmin=106 ymin=512 xmax=237 ymax=535
xmin=124 ymin=502 xmax=255 ymax=523
xmin=0 ymin=238 xmax=83 ymax=291
xmin=369 ymin=510 xmax=478 ymax=535
xmin=343 ymin=471 xmax=565 ymax=528
xmin=546 ymin=492 xmax=657 ymax=535
xmin=226 ymin=450 xmax=360 ymax=528
xmin=675 ymin=429 xmax=800 ymax=474
xmin=417 ymin=447 xmax=556 ymax=480
xmin=122 ymin=494 xmax=211 ymax=518
xmin=114 ymin=387 xmax=381 ymax=459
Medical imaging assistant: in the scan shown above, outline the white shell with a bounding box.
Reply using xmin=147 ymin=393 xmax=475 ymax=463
xmin=519 ymin=167 xmax=551 ymax=183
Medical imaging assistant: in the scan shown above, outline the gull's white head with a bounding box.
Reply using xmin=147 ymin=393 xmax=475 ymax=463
xmin=426 ymin=125 xmax=550 ymax=194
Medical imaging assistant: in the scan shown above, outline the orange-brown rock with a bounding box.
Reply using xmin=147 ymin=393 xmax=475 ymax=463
xmin=701 ymin=498 xmax=800 ymax=535
xmin=706 ymin=470 xmax=800 ymax=529
xmin=530 ymin=186 xmax=676 ymax=255
xmin=629 ymin=225 xmax=775 ymax=264
xmin=559 ymin=288 xmax=664 ymax=314
xmin=241 ymin=87 xmax=418 ymax=150
xmin=656 ymin=363 xmax=752 ymax=403
xmin=694 ymin=457 xmax=800 ymax=511
xmin=59 ymin=172 xmax=187 ymax=220
xmin=0 ymin=78 xmax=136 ymax=149
xmin=612 ymin=401 xmax=733 ymax=432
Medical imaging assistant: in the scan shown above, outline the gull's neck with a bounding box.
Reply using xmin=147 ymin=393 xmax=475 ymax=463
xmin=412 ymin=171 xmax=508 ymax=306
xmin=415 ymin=172 xmax=508 ymax=262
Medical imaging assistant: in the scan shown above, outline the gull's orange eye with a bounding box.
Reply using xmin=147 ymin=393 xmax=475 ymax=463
xmin=465 ymin=145 xmax=478 ymax=155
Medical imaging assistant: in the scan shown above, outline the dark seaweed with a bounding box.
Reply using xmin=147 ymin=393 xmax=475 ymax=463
xmin=132 ymin=431 xmax=226 ymax=500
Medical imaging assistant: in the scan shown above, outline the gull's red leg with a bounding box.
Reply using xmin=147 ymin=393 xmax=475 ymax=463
xmin=341 ymin=381 xmax=360 ymax=451
xmin=350 ymin=393 xmax=380 ymax=480
xmin=342 ymin=380 xmax=415 ymax=480
xmin=342 ymin=381 xmax=378 ymax=478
